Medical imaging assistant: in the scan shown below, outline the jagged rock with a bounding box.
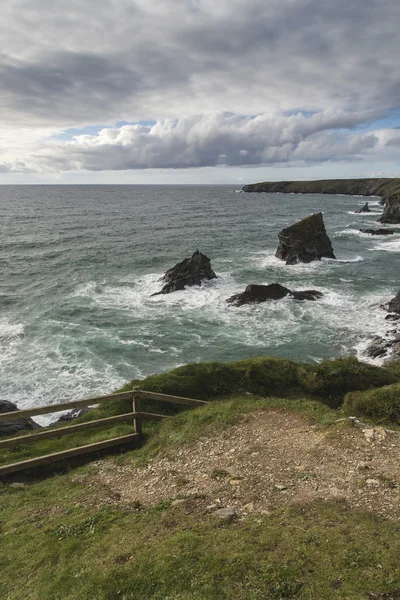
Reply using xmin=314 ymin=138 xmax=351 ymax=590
xmin=365 ymin=292 xmax=400 ymax=360
xmin=226 ymin=283 xmax=323 ymax=307
xmin=360 ymin=228 xmax=394 ymax=235
xmin=152 ymin=250 xmax=217 ymax=295
xmin=0 ymin=400 xmax=41 ymax=438
xmin=379 ymin=194 xmax=400 ymax=224
xmin=387 ymin=291 xmax=400 ymax=314
xmin=275 ymin=213 xmax=336 ymax=265
xmin=53 ymin=407 xmax=91 ymax=426
xmin=291 ymin=290 xmax=323 ymax=301
xmin=355 ymin=202 xmax=371 ymax=213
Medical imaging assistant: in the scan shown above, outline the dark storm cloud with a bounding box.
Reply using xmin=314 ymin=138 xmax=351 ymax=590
xmin=1 ymin=0 xmax=400 ymax=126
xmin=1 ymin=0 xmax=399 ymax=171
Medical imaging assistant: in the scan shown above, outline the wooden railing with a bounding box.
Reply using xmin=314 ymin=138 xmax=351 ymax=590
xmin=0 ymin=387 xmax=207 ymax=476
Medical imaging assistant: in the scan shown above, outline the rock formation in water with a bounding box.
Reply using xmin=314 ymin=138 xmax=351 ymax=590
xmin=226 ymin=283 xmax=323 ymax=307
xmin=152 ymin=250 xmax=217 ymax=295
xmin=275 ymin=213 xmax=336 ymax=265
xmin=0 ymin=399 xmax=41 ymax=438
xmin=365 ymin=291 xmax=400 ymax=360
xmin=359 ymin=229 xmax=394 ymax=235
xmin=379 ymin=194 xmax=400 ymax=224
xmin=355 ymin=202 xmax=371 ymax=213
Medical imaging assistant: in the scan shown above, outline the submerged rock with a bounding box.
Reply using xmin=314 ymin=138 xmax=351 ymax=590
xmin=0 ymin=399 xmax=41 ymax=438
xmin=275 ymin=213 xmax=336 ymax=265
xmin=379 ymin=194 xmax=400 ymax=224
xmin=227 ymin=283 xmax=323 ymax=307
xmin=152 ymin=250 xmax=217 ymax=295
xmin=355 ymin=202 xmax=371 ymax=213
xmin=359 ymin=228 xmax=394 ymax=235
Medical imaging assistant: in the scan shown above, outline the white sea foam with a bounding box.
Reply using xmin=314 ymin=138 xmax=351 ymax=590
xmin=373 ymin=238 xmax=400 ymax=252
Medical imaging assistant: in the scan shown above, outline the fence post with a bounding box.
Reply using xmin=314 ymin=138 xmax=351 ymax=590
xmin=132 ymin=386 xmax=142 ymax=435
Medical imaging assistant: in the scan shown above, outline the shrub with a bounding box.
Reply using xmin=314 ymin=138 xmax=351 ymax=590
xmin=343 ymin=383 xmax=400 ymax=425
xmin=300 ymin=358 xmax=398 ymax=408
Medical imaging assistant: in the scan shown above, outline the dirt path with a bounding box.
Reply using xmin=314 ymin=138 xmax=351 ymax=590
xmin=79 ymin=409 xmax=400 ymax=520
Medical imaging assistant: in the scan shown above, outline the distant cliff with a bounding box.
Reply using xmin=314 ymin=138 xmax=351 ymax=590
xmin=242 ymin=178 xmax=400 ymax=202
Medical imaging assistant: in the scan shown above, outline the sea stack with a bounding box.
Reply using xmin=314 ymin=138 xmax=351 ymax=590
xmin=152 ymin=250 xmax=217 ymax=295
xmin=275 ymin=213 xmax=336 ymax=265
xmin=355 ymin=202 xmax=371 ymax=213
xmin=379 ymin=194 xmax=400 ymax=224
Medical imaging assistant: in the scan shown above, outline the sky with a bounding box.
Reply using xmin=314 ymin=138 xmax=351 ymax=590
xmin=1 ymin=0 xmax=400 ymax=184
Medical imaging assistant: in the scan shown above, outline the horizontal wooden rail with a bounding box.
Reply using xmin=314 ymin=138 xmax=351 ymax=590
xmin=0 ymin=387 xmax=206 ymax=477
xmin=137 ymin=390 xmax=207 ymax=406
xmin=0 ymin=411 xmax=168 ymax=450
xmin=0 ymin=391 xmax=133 ymax=423
xmin=0 ymin=433 xmax=141 ymax=477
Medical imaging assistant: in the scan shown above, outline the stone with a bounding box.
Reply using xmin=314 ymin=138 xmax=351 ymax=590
xmin=152 ymin=250 xmax=217 ymax=295
xmin=359 ymin=228 xmax=394 ymax=235
xmin=275 ymin=213 xmax=336 ymax=265
xmin=274 ymin=484 xmax=288 ymax=491
xmin=379 ymin=194 xmax=400 ymax=224
xmin=355 ymin=202 xmax=371 ymax=213
xmin=53 ymin=407 xmax=91 ymax=426
xmin=171 ymin=499 xmax=186 ymax=506
xmin=10 ymin=482 xmax=25 ymax=489
xmin=226 ymin=283 xmax=323 ymax=307
xmin=0 ymin=400 xmax=41 ymax=438
xmin=387 ymin=291 xmax=400 ymax=314
xmin=226 ymin=283 xmax=291 ymax=306
xmin=213 ymin=507 xmax=236 ymax=520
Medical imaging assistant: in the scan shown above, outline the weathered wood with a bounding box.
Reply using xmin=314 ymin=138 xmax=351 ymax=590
xmin=0 ymin=391 xmax=133 ymax=422
xmin=0 ymin=433 xmax=141 ymax=476
xmin=0 ymin=411 xmax=168 ymax=449
xmin=137 ymin=390 xmax=207 ymax=406
xmin=132 ymin=387 xmax=142 ymax=435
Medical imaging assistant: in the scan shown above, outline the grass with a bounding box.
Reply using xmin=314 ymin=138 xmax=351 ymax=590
xmin=1 ymin=478 xmax=399 ymax=599
xmin=1 ymin=356 xmax=399 ymax=469
xmin=1 ymin=390 xmax=400 ymax=598
xmin=344 ymin=383 xmax=400 ymax=426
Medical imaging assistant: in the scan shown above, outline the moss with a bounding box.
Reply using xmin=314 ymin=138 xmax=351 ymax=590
xmin=343 ymin=383 xmax=400 ymax=425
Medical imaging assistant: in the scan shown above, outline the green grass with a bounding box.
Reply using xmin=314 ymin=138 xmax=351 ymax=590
xmin=1 ymin=478 xmax=399 ymax=599
xmin=1 ymin=393 xmax=400 ymax=598
xmin=1 ymin=356 xmax=398 ymax=469
xmin=344 ymin=383 xmax=400 ymax=426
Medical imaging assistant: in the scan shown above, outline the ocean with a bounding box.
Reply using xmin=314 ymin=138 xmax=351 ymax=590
xmin=0 ymin=184 xmax=398 ymax=418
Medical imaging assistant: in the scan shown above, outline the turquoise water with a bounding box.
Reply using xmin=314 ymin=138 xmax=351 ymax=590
xmin=0 ymin=185 xmax=398 ymax=415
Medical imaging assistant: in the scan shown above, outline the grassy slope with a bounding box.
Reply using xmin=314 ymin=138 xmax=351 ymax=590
xmin=1 ymin=356 xmax=399 ymax=468
xmin=1 ymin=396 xmax=400 ymax=600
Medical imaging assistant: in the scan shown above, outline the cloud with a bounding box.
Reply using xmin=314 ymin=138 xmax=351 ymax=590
xmin=28 ymin=111 xmax=378 ymax=172
xmin=1 ymin=0 xmax=400 ymax=131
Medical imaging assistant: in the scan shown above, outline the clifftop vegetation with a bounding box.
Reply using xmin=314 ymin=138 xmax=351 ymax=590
xmin=242 ymin=178 xmax=400 ymax=200
xmin=1 ymin=356 xmax=400 ymax=599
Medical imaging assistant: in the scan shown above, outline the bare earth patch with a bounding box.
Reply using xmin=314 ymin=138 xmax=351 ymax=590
xmin=76 ymin=409 xmax=400 ymax=520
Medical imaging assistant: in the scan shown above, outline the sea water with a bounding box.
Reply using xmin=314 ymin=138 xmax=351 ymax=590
xmin=0 ymin=184 xmax=398 ymax=416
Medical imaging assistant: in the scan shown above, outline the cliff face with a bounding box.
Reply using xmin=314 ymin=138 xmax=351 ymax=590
xmin=379 ymin=194 xmax=400 ymax=224
xmin=242 ymin=178 xmax=400 ymax=202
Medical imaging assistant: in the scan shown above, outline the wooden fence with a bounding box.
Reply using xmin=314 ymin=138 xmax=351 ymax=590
xmin=0 ymin=387 xmax=207 ymax=476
